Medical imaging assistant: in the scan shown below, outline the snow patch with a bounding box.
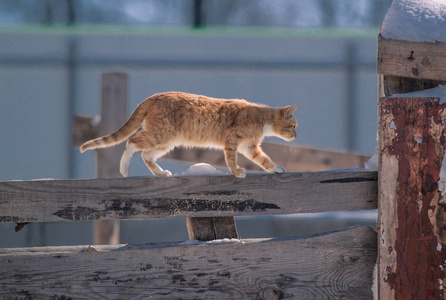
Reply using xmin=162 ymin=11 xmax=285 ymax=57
xmin=179 ymin=238 xmax=243 ymax=247
xmin=390 ymin=121 xmax=397 ymax=130
xmin=277 ymin=210 xmax=377 ymax=221
xmin=92 ymin=115 xmax=101 ymax=127
xmin=206 ymin=238 xmax=242 ymax=245
xmin=381 ymin=0 xmax=446 ymax=42
xmin=391 ymin=84 xmax=446 ymax=104
xmin=372 ymin=262 xmax=378 ymax=300
xmin=179 ymin=240 xmax=201 ymax=246
xmin=80 ymin=245 xmax=98 ymax=253
xmin=175 ymin=163 xmax=226 ymax=176
xmin=319 ymin=166 xmax=367 ymax=173
xmin=365 ymin=153 xmax=379 ymax=171
xmin=438 ymin=153 xmax=446 ymax=204
xmin=11 ymin=178 xmax=56 ymax=182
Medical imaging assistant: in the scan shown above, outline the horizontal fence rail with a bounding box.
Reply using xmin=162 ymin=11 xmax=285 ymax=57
xmin=163 ymin=141 xmax=371 ymax=172
xmin=0 ymin=225 xmax=376 ymax=299
xmin=0 ymin=171 xmax=377 ymax=224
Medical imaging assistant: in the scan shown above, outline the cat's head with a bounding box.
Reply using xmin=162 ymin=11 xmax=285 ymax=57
xmin=273 ymin=105 xmax=298 ymax=141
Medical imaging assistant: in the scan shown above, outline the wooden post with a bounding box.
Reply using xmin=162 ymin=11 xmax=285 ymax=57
xmin=377 ymin=33 xmax=446 ymax=299
xmin=186 ymin=217 xmax=239 ymax=241
xmin=377 ymin=35 xmax=446 ymax=83
xmin=378 ymin=97 xmax=446 ymax=299
xmin=96 ymin=72 xmax=128 ymax=179
xmin=93 ymin=71 xmax=127 ymax=245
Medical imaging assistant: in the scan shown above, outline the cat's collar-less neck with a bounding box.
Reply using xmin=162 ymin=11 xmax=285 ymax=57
xmin=263 ymin=124 xmax=275 ymax=137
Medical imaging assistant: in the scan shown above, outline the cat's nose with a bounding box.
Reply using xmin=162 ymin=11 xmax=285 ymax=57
xmin=286 ymin=132 xmax=297 ymax=141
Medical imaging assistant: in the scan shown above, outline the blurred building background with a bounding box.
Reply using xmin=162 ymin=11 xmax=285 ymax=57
xmin=0 ymin=0 xmax=391 ymax=27
xmin=0 ymin=0 xmax=389 ymax=247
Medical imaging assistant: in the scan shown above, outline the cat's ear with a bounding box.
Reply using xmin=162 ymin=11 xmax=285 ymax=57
xmin=281 ymin=105 xmax=297 ymax=118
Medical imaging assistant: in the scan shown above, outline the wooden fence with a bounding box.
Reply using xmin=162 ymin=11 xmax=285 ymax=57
xmin=10 ymin=30 xmax=446 ymax=298
xmin=3 ymin=15 xmax=446 ymax=298
xmin=0 ymin=69 xmax=383 ymax=299
xmin=377 ymin=34 xmax=446 ymax=299
xmin=0 ymin=70 xmax=382 ymax=298
xmin=0 ymin=170 xmax=378 ymax=299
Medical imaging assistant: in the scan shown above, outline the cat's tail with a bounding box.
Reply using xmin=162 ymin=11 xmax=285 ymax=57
xmin=80 ymin=103 xmax=146 ymax=153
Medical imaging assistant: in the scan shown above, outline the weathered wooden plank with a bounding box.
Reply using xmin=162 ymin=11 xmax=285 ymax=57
xmin=165 ymin=142 xmax=371 ymax=172
xmin=186 ymin=216 xmax=239 ymax=241
xmin=378 ymin=97 xmax=446 ymax=299
xmin=378 ymin=34 xmax=446 ymax=82
xmin=0 ymin=171 xmax=377 ymax=224
xmin=0 ymin=225 xmax=376 ymax=299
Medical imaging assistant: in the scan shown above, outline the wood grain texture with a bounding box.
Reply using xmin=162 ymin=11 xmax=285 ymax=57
xmin=378 ymin=34 xmax=446 ymax=81
xmin=94 ymin=71 xmax=128 ymax=245
xmin=96 ymin=71 xmax=127 ymax=179
xmin=186 ymin=216 xmax=239 ymax=241
xmin=0 ymin=225 xmax=376 ymax=299
xmin=165 ymin=141 xmax=371 ymax=172
xmin=0 ymin=171 xmax=377 ymax=224
xmin=378 ymin=97 xmax=446 ymax=299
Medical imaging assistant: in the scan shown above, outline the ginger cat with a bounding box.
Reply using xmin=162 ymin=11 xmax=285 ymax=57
xmin=80 ymin=92 xmax=297 ymax=178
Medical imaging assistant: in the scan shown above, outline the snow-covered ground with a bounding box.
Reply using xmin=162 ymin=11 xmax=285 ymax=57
xmin=381 ymin=0 xmax=446 ymax=42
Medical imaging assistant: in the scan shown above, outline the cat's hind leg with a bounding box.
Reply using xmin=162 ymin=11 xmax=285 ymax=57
xmin=141 ymin=149 xmax=172 ymax=176
xmin=125 ymin=130 xmax=172 ymax=177
xmin=120 ymin=141 xmax=137 ymax=177
xmin=239 ymin=143 xmax=285 ymax=174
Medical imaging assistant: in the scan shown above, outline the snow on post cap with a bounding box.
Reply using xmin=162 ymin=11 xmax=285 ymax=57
xmin=381 ymin=0 xmax=446 ymax=43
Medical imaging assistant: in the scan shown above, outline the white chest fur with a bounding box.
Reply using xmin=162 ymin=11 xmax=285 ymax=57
xmin=263 ymin=124 xmax=275 ymax=137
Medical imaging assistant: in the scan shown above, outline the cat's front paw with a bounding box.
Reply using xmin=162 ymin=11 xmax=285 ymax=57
xmin=155 ymin=170 xmax=172 ymax=176
xmin=269 ymin=165 xmax=285 ymax=173
xmin=232 ymin=168 xmax=246 ymax=178
xmin=120 ymin=167 xmax=129 ymax=178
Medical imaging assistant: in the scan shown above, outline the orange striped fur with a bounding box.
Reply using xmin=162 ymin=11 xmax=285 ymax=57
xmin=80 ymin=92 xmax=297 ymax=178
